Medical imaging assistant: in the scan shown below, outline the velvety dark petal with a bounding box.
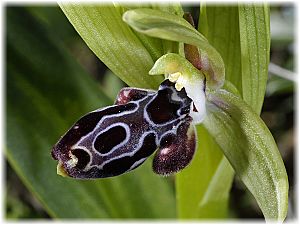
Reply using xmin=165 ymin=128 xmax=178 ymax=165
xmin=152 ymin=117 xmax=196 ymax=175
xmin=51 ymin=103 xmax=137 ymax=175
xmin=146 ymin=88 xmax=181 ymax=124
xmin=94 ymin=125 xmax=127 ymax=154
xmin=67 ymin=133 xmax=157 ymax=179
xmin=52 ymin=79 xmax=196 ymax=179
xmin=115 ymin=87 xmax=155 ymax=105
xmin=71 ymin=148 xmax=91 ymax=170
xmin=146 ymin=80 xmax=192 ymax=124
xmin=51 ymin=103 xmax=137 ymax=160
xmin=101 ymin=133 xmax=157 ymax=177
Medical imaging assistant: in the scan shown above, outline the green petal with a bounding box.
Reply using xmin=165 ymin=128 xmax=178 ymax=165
xmin=203 ymin=90 xmax=288 ymax=221
xmin=122 ymin=8 xmax=225 ymax=90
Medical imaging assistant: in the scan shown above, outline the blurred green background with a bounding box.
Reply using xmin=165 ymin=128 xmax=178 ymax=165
xmin=5 ymin=4 xmax=295 ymax=220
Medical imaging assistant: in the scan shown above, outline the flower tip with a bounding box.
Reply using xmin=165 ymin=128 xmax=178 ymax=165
xmin=57 ymin=161 xmax=69 ymax=177
xmin=122 ymin=10 xmax=134 ymax=24
xmin=148 ymin=68 xmax=157 ymax=75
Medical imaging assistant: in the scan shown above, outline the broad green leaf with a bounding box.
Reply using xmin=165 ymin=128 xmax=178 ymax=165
xmin=59 ymin=4 xmax=163 ymax=89
xmin=177 ymin=6 xmax=238 ymax=219
xmin=176 ymin=126 xmax=234 ymax=218
xmin=101 ymin=70 xmax=125 ymax=100
xmin=129 ymin=29 xmax=164 ymax=60
xmin=6 ymin=7 xmax=175 ymax=218
xmin=203 ymin=89 xmax=288 ymax=221
xmin=239 ymin=4 xmax=270 ymax=114
xmin=122 ymin=8 xmax=225 ymax=90
xmin=197 ymin=156 xmax=234 ymax=218
xmin=26 ymin=6 xmax=78 ymax=44
xmin=115 ymin=4 xmax=164 ymax=61
xmin=199 ymin=5 xmax=242 ymax=94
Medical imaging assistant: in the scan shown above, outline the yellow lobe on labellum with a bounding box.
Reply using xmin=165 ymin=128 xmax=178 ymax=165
xmin=175 ymin=82 xmax=184 ymax=91
xmin=167 ymin=72 xmax=187 ymax=91
xmin=57 ymin=161 xmax=68 ymax=177
xmin=174 ymin=75 xmax=187 ymax=91
xmin=168 ymin=72 xmax=181 ymax=82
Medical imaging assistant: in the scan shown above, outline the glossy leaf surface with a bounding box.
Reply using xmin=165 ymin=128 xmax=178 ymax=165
xmin=60 ymin=4 xmax=163 ymax=89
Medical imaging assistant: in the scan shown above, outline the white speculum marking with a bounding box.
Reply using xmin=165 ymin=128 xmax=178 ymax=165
xmin=95 ymin=131 xmax=157 ymax=170
xmin=66 ymin=147 xmax=95 ymax=173
xmin=97 ymin=116 xmax=186 ymax=170
xmin=69 ymin=101 xmax=140 ymax=171
xmin=73 ymin=101 xmax=140 ymax=150
xmin=127 ymin=157 xmax=147 ymax=172
xmin=76 ymin=146 xmax=94 ymax=172
xmin=143 ymin=86 xmax=188 ymax=127
xmin=70 ymin=84 xmax=193 ymax=173
xmin=91 ymin=122 xmax=130 ymax=156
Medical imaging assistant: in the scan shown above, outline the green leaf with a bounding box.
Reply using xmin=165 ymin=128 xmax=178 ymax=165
xmin=203 ymin=89 xmax=289 ymax=221
xmin=176 ymin=126 xmax=234 ymax=218
xmin=200 ymin=4 xmax=270 ymax=115
xmin=239 ymin=4 xmax=270 ymax=114
xmin=199 ymin=5 xmax=242 ymax=94
xmin=115 ymin=4 xmax=164 ymax=61
xmin=122 ymin=8 xmax=225 ymax=90
xmin=176 ymin=6 xmax=240 ymax=219
xmin=6 ymin=7 xmax=176 ymax=218
xmin=101 ymin=70 xmax=125 ymax=100
xmin=59 ymin=4 xmax=163 ymax=89
xmin=26 ymin=6 xmax=78 ymax=44
xmin=196 ymin=156 xmax=234 ymax=218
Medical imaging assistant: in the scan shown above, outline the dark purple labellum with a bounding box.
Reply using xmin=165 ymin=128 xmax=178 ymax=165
xmin=52 ymin=80 xmax=197 ymax=179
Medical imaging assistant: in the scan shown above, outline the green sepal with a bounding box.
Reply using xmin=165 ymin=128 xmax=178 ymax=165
xmin=203 ymin=89 xmax=289 ymax=221
xmin=123 ymin=8 xmax=225 ymax=91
